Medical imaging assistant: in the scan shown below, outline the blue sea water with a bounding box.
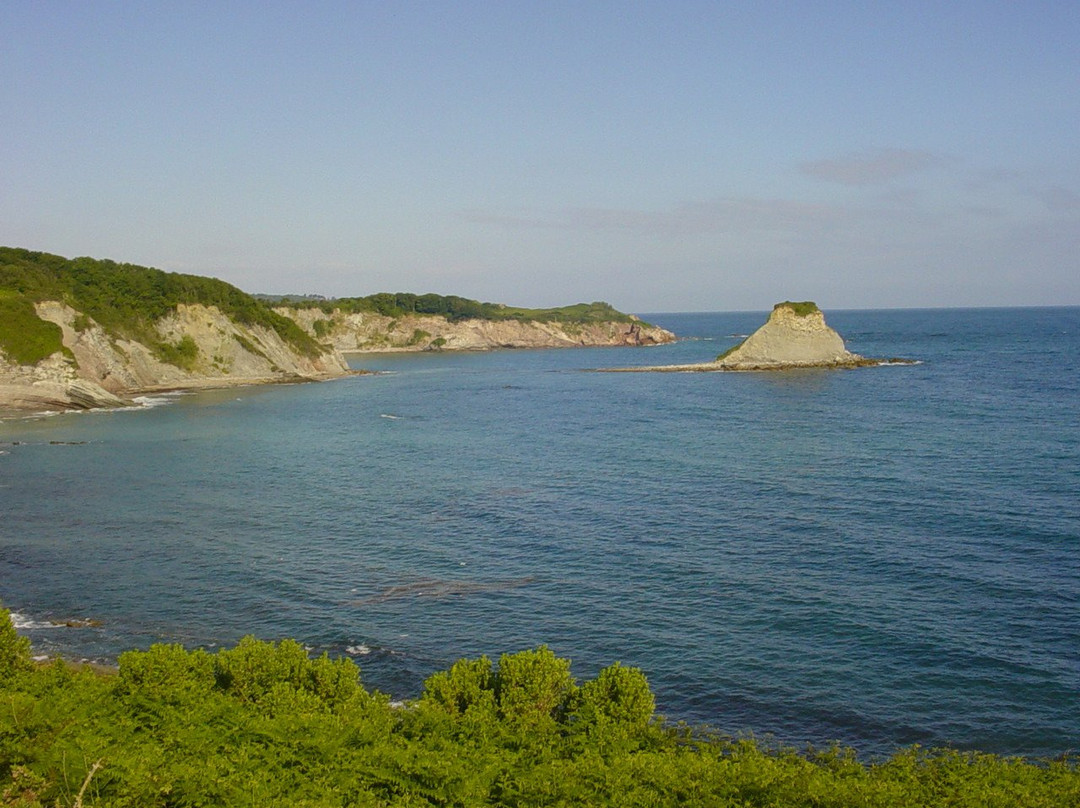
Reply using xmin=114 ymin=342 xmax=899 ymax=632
xmin=1 ymin=307 xmax=1077 ymax=758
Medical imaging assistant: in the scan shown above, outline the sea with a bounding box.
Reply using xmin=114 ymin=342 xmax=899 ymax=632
xmin=1 ymin=307 xmax=1077 ymax=759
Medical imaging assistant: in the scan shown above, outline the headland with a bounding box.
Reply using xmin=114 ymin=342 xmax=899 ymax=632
xmin=0 ymin=247 xmax=672 ymax=413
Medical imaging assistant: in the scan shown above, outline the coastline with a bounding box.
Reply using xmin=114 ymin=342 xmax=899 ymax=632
xmin=0 ymin=370 xmax=367 ymax=420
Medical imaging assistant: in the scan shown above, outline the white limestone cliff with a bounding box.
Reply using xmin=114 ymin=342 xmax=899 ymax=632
xmin=0 ymin=302 xmax=350 ymax=413
xmin=277 ymin=308 xmax=675 ymax=352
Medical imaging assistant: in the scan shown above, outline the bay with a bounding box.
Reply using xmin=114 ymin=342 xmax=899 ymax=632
xmin=2 ymin=307 xmax=1077 ymax=758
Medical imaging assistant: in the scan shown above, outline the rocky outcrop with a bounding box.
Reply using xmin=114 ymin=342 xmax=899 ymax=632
xmin=0 ymin=302 xmax=350 ymax=413
xmin=714 ymin=302 xmax=870 ymax=370
xmin=277 ymin=308 xmax=675 ymax=352
xmin=0 ymin=353 xmax=129 ymax=412
xmin=605 ymin=302 xmax=891 ymax=373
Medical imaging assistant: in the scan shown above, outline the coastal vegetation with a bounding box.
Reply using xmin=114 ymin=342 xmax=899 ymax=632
xmin=0 ymin=247 xmax=324 ymax=365
xmin=0 ymin=291 xmax=69 ymax=365
xmin=1 ymin=609 xmax=1075 ymax=807
xmin=283 ymin=292 xmax=642 ymax=326
xmin=774 ymin=300 xmax=820 ymax=317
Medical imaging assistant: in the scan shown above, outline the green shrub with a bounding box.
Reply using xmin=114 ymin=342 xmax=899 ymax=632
xmin=118 ymin=643 xmax=215 ymax=704
xmin=213 ymin=636 xmax=361 ymax=713
xmin=716 ymin=340 xmax=744 ymax=361
xmin=495 ymin=646 xmax=577 ymax=730
xmin=575 ymin=662 xmax=655 ymax=728
xmin=0 ymin=603 xmax=33 ymax=677
xmin=2 ymin=633 xmax=1078 ymax=806
xmin=420 ymin=655 xmax=497 ymax=719
xmin=0 ymin=292 xmax=66 ymax=365
xmin=153 ymin=334 xmax=199 ymax=369
xmin=233 ymin=332 xmax=266 ymax=358
xmin=407 ymin=328 xmax=431 ymax=346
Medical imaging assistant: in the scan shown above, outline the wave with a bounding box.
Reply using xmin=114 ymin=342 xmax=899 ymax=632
xmin=9 ymin=611 xmax=102 ymax=630
xmin=112 ymin=392 xmax=186 ymax=412
xmin=10 ymin=611 xmax=62 ymax=630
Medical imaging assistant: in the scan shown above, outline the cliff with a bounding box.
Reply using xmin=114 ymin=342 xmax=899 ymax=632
xmin=714 ymin=301 xmax=870 ymax=370
xmin=0 ymin=248 xmax=349 ymax=412
xmin=0 ymin=248 xmax=674 ymax=412
xmin=0 ymin=301 xmax=350 ymax=412
xmin=278 ymin=307 xmax=674 ymax=352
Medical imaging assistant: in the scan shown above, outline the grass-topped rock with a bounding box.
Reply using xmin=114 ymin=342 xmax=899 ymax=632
xmin=603 ymin=302 xmax=913 ymax=373
xmin=774 ymin=300 xmax=821 ymax=317
xmin=712 ymin=300 xmax=869 ymax=369
xmin=674 ymin=300 xmax=838 ymax=368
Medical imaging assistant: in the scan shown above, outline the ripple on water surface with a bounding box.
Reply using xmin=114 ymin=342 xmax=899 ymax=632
xmin=2 ymin=308 xmax=1078 ymax=758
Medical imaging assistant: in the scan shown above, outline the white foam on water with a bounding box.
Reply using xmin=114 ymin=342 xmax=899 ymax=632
xmin=129 ymin=392 xmax=186 ymax=409
xmin=380 ymin=414 xmax=402 ymax=420
xmin=10 ymin=611 xmax=62 ymax=630
xmin=345 ymin=644 xmax=372 ymax=656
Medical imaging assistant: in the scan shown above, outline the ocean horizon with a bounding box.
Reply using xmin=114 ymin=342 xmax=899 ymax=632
xmin=2 ymin=306 xmax=1077 ymax=759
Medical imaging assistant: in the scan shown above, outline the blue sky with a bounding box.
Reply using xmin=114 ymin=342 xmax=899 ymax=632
xmin=2 ymin=1 xmax=1077 ymax=311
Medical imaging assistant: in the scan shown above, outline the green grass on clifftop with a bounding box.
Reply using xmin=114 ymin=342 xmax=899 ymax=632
xmin=0 ymin=247 xmax=325 ymax=364
xmin=774 ymin=300 xmax=821 ymax=316
xmin=1 ymin=604 xmax=1077 ymax=807
xmin=278 ymin=291 xmax=646 ymax=325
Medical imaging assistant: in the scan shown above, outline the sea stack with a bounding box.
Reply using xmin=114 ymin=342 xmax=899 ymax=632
xmin=716 ymin=301 xmax=869 ymax=370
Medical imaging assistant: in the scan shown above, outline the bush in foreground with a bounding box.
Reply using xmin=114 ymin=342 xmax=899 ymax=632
xmin=0 ymin=608 xmax=1076 ymax=806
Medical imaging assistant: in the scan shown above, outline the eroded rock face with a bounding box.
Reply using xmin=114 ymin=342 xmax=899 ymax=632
xmin=0 ymin=302 xmax=351 ymax=413
xmin=277 ymin=308 xmax=675 ymax=352
xmin=716 ymin=302 xmax=867 ymax=370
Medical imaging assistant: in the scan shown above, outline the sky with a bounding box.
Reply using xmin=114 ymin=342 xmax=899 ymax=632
xmin=2 ymin=1 xmax=1078 ymax=312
